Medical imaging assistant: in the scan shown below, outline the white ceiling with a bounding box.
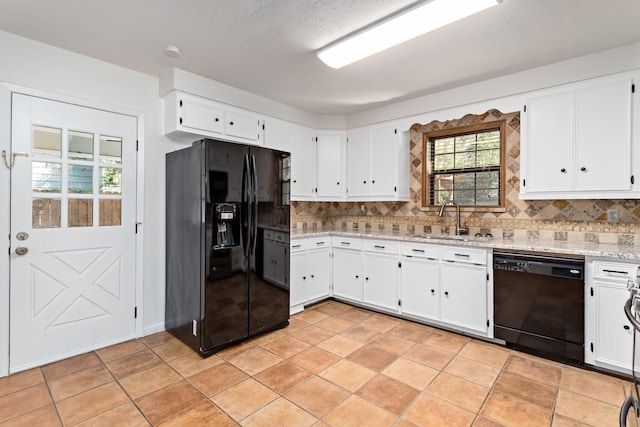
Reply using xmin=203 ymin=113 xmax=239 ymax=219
xmin=2 ymin=0 xmax=640 ymax=115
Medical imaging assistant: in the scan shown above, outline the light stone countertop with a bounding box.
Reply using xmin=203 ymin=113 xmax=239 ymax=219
xmin=290 ymin=228 xmax=640 ymax=261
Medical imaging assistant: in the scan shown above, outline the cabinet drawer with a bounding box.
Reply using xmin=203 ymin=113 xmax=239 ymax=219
xmin=364 ymin=239 xmax=399 ymax=255
xmin=333 ymin=236 xmax=363 ymax=250
xmin=593 ymin=261 xmax=639 ymax=280
xmin=401 ymin=242 xmax=439 ymax=259
xmin=290 ymin=239 xmax=307 ymax=252
xmin=441 ymin=246 xmax=487 ymax=265
xmin=307 ymin=236 xmax=330 ymax=250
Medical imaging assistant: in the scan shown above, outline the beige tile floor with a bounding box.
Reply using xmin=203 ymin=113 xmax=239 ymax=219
xmin=0 ymin=300 xmax=631 ymax=426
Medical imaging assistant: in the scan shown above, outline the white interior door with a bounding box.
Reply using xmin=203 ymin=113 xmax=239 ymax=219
xmin=9 ymin=94 xmax=137 ymax=373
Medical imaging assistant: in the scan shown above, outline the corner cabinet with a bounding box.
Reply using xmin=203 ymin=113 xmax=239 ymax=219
xmin=585 ymin=258 xmax=639 ymax=374
xmin=346 ymin=125 xmax=410 ymax=201
xmin=164 ymin=91 xmax=263 ymax=145
xmin=520 ymin=72 xmax=639 ymax=199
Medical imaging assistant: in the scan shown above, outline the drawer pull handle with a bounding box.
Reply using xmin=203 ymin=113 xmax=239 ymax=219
xmin=292 ymin=244 xmax=302 ymax=248
xmin=427 ymin=257 xmax=437 ymax=261
xmin=317 ymin=241 xmax=326 ymax=245
xmin=603 ymin=269 xmax=627 ymax=275
xmin=340 ymin=241 xmax=351 ymax=245
xmin=454 ymin=253 xmax=470 ymax=258
xmin=374 ymin=245 xmax=385 ymax=249
xmin=412 ymin=249 xmax=425 ymax=253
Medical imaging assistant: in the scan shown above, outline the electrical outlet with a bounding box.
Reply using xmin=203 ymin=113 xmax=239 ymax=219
xmin=607 ymin=209 xmax=620 ymax=223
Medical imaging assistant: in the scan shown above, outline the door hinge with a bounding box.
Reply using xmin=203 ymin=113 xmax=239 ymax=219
xmin=590 ymin=342 xmax=594 ymax=352
xmin=394 ymin=186 xmax=397 ymax=192
xmin=179 ymin=117 xmax=183 ymax=125
xmin=136 ymin=140 xmax=139 ymax=151
xmin=487 ymin=319 xmax=490 ymax=327
xmin=487 ymin=273 xmax=490 ymax=281
xmin=398 ymin=261 xmax=401 ymax=268
xmin=633 ymin=84 xmax=635 ymax=94
xmin=394 ymin=129 xmax=397 ymax=134
xmin=179 ymin=99 xmax=183 ymax=107
xmin=262 ymin=123 xmax=265 ymax=130
xmin=523 ymin=105 xmax=527 ymax=112
xmin=632 ymin=175 xmax=635 ymax=185
xmin=134 ymin=306 xmax=137 ymax=318
xmin=315 ymin=137 xmax=318 ymax=142
xmin=523 ymin=179 xmax=526 ymax=187
xmin=135 ymin=222 xmax=141 ymax=234
xmin=398 ymin=299 xmax=401 ymax=306
xmin=590 ymin=287 xmax=594 ymax=297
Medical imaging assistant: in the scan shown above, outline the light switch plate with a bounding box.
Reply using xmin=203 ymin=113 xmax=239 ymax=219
xmin=607 ymin=209 xmax=620 ymax=223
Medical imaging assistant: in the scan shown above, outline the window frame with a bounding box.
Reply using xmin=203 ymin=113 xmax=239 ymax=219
xmin=422 ymin=120 xmax=506 ymax=208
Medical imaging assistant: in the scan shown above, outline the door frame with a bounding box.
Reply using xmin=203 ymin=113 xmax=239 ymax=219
xmin=0 ymin=83 xmax=145 ymax=377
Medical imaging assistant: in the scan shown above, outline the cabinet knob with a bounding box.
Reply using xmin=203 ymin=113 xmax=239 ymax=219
xmin=337 ymin=182 xmax=340 ymax=185
xmin=444 ymin=291 xmax=449 ymax=296
xmin=363 ymin=180 xmax=367 ymax=184
xmin=624 ymin=325 xmax=631 ymax=330
xmin=365 ymin=277 xmax=369 ymax=281
xmin=215 ymin=117 xmax=219 ymax=122
xmin=229 ymin=121 xmax=234 ymax=125
xmin=303 ymin=276 xmax=306 ymax=280
xmin=311 ymin=274 xmax=315 ymax=278
xmin=372 ymin=180 xmax=375 ymax=184
xmin=580 ymin=167 xmax=587 ymax=172
xmin=560 ymin=168 xmax=566 ymax=173
xmin=431 ymin=289 xmax=435 ymax=294
xmin=293 ymin=180 xmax=297 ymax=183
xmin=355 ymin=275 xmax=359 ymax=279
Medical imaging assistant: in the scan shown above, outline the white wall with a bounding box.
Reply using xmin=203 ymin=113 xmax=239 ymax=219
xmin=0 ymin=31 xmax=186 ymax=376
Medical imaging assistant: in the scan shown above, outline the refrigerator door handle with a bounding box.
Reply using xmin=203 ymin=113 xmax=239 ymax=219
xmin=241 ymin=154 xmax=252 ymax=257
xmin=250 ymin=154 xmax=258 ymax=255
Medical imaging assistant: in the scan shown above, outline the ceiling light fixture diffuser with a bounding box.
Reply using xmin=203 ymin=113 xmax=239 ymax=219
xmin=317 ymin=0 xmax=502 ymax=69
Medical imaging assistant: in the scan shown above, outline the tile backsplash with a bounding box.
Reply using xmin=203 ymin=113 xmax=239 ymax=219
xmin=292 ymin=109 xmax=640 ymax=245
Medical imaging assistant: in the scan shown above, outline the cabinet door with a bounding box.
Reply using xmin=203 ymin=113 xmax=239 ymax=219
xmin=401 ymin=257 xmax=440 ymax=320
xmin=290 ymin=251 xmax=307 ymax=307
xmin=525 ymin=91 xmax=573 ymax=193
xmin=181 ymin=96 xmax=224 ymax=134
xmin=369 ymin=127 xmax=397 ymax=196
xmin=347 ymin=129 xmax=370 ymax=197
xmin=225 ymin=110 xmax=261 ymax=143
xmin=316 ymin=133 xmax=345 ymax=198
xmin=364 ymin=253 xmax=400 ymax=312
xmin=594 ymin=281 xmax=633 ymax=371
xmin=440 ymin=262 xmax=487 ymax=334
xmin=333 ymin=248 xmax=363 ymax=301
xmin=290 ymin=125 xmax=315 ymax=198
xmin=575 ymin=77 xmax=632 ymax=191
xmin=307 ymin=249 xmax=331 ymax=302
xmin=264 ymin=118 xmax=291 ymax=152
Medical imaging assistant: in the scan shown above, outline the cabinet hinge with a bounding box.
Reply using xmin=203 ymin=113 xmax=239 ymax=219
xmin=136 ymin=140 xmax=139 ymax=151
xmin=487 ymin=273 xmax=490 ymax=281
xmin=633 ymin=84 xmax=636 ymax=94
xmin=632 ymin=175 xmax=635 ymax=185
xmin=262 ymin=123 xmax=265 ymax=130
xmin=590 ymin=287 xmax=594 ymax=297
xmin=398 ymin=261 xmax=401 ymax=268
xmin=179 ymin=117 xmax=183 ymax=125
xmin=394 ymin=186 xmax=397 ymax=192
xmin=134 ymin=306 xmax=137 ymax=318
xmin=315 ymin=137 xmax=318 ymax=142
xmin=394 ymin=129 xmax=397 ymax=134
xmin=523 ymin=179 xmax=526 ymax=187
xmin=487 ymin=319 xmax=490 ymax=327
xmin=398 ymin=299 xmax=401 ymax=306
xmin=179 ymin=99 xmax=183 ymax=107
xmin=590 ymin=342 xmax=594 ymax=352
xmin=523 ymin=105 xmax=526 ymax=112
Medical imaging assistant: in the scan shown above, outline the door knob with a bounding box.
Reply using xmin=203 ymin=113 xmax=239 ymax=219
xmin=16 ymin=231 xmax=29 ymax=241
xmin=15 ymin=246 xmax=28 ymax=256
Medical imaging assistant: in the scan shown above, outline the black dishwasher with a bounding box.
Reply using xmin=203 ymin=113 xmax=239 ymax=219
xmin=493 ymin=251 xmax=584 ymax=364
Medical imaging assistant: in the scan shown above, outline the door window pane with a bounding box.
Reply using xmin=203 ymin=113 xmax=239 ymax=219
xmin=32 ymin=162 xmax=62 ymax=193
xmin=68 ymin=165 xmax=93 ymax=194
xmin=68 ymin=199 xmax=93 ymax=227
xmin=99 ymin=199 xmax=121 ymax=226
xmin=68 ymin=130 xmax=94 ymax=161
xmin=100 ymin=167 xmax=122 ymax=194
xmin=32 ymin=198 xmax=61 ymax=228
xmin=100 ymin=136 xmax=122 ymax=164
xmin=33 ymin=126 xmax=61 ymax=158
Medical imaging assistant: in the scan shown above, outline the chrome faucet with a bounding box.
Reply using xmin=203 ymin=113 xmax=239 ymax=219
xmin=438 ymin=200 xmax=469 ymax=236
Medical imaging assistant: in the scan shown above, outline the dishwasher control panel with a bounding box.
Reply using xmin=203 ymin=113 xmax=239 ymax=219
xmin=494 ymin=259 xmax=529 ymax=272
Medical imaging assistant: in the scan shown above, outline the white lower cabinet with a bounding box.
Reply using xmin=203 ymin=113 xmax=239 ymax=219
xmin=289 ymin=237 xmax=331 ymax=314
xmin=332 ymin=237 xmax=363 ymax=302
xmin=586 ymin=258 xmax=639 ymax=374
xmin=400 ymin=243 xmax=440 ymax=321
xmin=363 ymin=241 xmax=400 ymax=312
xmin=440 ymin=261 xmax=488 ymax=335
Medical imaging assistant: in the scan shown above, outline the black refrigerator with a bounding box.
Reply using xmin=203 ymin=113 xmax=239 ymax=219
xmin=165 ymin=138 xmax=290 ymax=357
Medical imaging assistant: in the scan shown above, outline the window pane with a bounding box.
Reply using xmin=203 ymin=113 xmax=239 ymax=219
xmin=99 ymin=199 xmax=121 ymax=226
xmin=455 ymin=190 xmax=475 ymax=205
xmin=434 ymin=154 xmax=454 ymax=171
xmin=32 ymin=198 xmax=61 ymax=228
xmin=476 ymin=131 xmax=500 ymax=150
xmin=454 ymin=173 xmax=476 ymax=191
xmin=68 ymin=165 xmax=93 ymax=194
xmin=33 ymin=126 xmax=61 ymax=158
xmin=100 ymin=167 xmax=122 ymax=195
xmin=68 ymin=199 xmax=93 ymax=227
xmin=455 ymin=134 xmax=477 ymax=152
xmin=100 ymin=136 xmax=122 ymax=164
xmin=477 ymin=149 xmax=500 ymax=166
xmin=454 ymin=152 xmax=476 ymax=169
xmin=68 ymin=130 xmax=94 ymax=161
xmin=32 ymin=161 xmax=61 ymax=193
xmin=477 ymin=171 xmax=499 ymax=189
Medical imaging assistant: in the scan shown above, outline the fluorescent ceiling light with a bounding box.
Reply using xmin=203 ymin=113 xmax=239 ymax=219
xmin=317 ymin=0 xmax=502 ymax=69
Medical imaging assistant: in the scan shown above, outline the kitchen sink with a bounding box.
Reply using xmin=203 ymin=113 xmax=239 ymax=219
xmin=420 ymin=233 xmax=493 ymax=242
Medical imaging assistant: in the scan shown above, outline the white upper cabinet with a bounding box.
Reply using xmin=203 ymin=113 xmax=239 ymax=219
xmin=521 ymin=72 xmax=638 ymax=199
xmin=290 ymin=124 xmax=316 ymax=199
xmin=263 ymin=117 xmax=291 ymax=152
xmin=346 ymin=125 xmax=409 ymax=201
xmin=316 ymin=132 xmax=346 ymax=199
xmin=163 ymin=91 xmax=263 ymax=146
